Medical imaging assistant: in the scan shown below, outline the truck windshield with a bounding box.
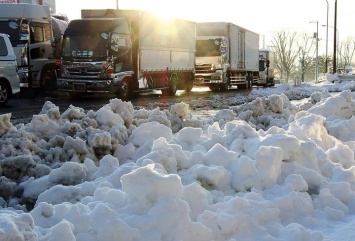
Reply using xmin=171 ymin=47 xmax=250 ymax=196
xmin=62 ymin=33 xmax=107 ymax=60
xmin=0 ymin=20 xmax=23 ymax=45
xmin=196 ymin=39 xmax=222 ymax=57
xmin=259 ymin=59 xmax=266 ymax=71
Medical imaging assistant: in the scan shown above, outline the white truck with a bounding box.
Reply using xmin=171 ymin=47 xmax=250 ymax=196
xmin=0 ymin=3 xmax=68 ymax=96
xmin=255 ymin=49 xmax=275 ymax=87
xmin=194 ymin=22 xmax=259 ymax=91
xmin=0 ymin=33 xmax=20 ymax=106
xmin=57 ymin=9 xmax=196 ymax=99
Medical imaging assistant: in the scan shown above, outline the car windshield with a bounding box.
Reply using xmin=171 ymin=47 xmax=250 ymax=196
xmin=62 ymin=32 xmax=107 ymax=60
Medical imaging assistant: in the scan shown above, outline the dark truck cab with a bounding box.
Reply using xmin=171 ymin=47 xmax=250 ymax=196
xmin=57 ymin=18 xmax=133 ymax=99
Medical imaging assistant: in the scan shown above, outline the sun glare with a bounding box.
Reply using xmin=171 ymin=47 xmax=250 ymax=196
xmin=135 ymin=3 xmax=174 ymax=22
xmin=120 ymin=0 xmax=193 ymax=22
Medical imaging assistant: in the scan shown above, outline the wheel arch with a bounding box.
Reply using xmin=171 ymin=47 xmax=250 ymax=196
xmin=37 ymin=63 xmax=57 ymax=81
xmin=0 ymin=77 xmax=13 ymax=95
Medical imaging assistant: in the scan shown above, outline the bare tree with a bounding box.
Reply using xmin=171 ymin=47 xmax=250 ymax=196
xmin=297 ymin=33 xmax=315 ymax=81
xmin=337 ymin=37 xmax=355 ymax=70
xmin=270 ymin=30 xmax=300 ymax=82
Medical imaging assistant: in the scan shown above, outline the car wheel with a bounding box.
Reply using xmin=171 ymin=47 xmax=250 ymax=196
xmin=0 ymin=81 xmax=10 ymax=106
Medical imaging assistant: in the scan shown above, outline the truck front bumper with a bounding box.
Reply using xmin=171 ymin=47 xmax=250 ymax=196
xmin=18 ymin=67 xmax=29 ymax=88
xmin=57 ymin=78 xmax=119 ymax=93
xmin=195 ymin=70 xmax=223 ymax=85
xmin=57 ymin=72 xmax=132 ymax=94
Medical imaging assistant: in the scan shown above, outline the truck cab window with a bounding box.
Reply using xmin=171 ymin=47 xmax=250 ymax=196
xmin=110 ymin=34 xmax=129 ymax=52
xmin=30 ymin=26 xmax=43 ymax=43
xmin=30 ymin=23 xmax=51 ymax=43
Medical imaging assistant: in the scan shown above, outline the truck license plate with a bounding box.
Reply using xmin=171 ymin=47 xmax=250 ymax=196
xmin=73 ymin=83 xmax=86 ymax=92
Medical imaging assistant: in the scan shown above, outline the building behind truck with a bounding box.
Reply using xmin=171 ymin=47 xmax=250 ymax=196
xmin=194 ymin=22 xmax=259 ymax=92
xmin=57 ymin=9 xmax=196 ymax=100
xmin=255 ymin=49 xmax=275 ymax=87
xmin=0 ymin=3 xmax=68 ymax=96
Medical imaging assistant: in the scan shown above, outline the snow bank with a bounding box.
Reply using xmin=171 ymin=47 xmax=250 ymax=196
xmin=1 ymin=86 xmax=355 ymax=240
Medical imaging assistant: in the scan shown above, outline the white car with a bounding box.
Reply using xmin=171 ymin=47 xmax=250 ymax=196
xmin=0 ymin=33 xmax=20 ymax=106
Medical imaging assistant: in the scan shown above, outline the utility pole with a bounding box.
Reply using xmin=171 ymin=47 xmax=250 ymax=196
xmin=325 ymin=0 xmax=329 ymax=73
xmin=316 ymin=21 xmax=319 ymax=82
xmin=310 ymin=20 xmax=319 ymax=82
xmin=333 ymin=0 xmax=337 ymax=73
xmin=116 ymin=0 xmax=119 ymax=9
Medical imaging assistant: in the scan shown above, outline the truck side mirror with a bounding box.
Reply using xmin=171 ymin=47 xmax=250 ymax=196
xmin=266 ymin=60 xmax=270 ymax=67
xmin=50 ymin=36 xmax=58 ymax=48
xmin=51 ymin=36 xmax=58 ymax=44
xmin=20 ymin=23 xmax=29 ymax=41
xmin=21 ymin=45 xmax=28 ymax=65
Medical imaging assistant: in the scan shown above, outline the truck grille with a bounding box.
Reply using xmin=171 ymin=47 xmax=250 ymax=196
xmin=64 ymin=62 xmax=104 ymax=78
xmin=195 ymin=64 xmax=214 ymax=73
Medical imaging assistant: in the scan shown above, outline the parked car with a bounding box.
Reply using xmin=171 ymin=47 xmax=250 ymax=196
xmin=0 ymin=33 xmax=20 ymax=106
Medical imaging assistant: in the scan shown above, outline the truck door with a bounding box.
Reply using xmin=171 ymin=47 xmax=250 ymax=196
xmin=238 ymin=31 xmax=245 ymax=69
xmin=29 ymin=22 xmax=53 ymax=83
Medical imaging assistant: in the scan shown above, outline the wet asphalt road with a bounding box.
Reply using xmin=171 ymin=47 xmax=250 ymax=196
xmin=0 ymin=87 xmax=253 ymax=124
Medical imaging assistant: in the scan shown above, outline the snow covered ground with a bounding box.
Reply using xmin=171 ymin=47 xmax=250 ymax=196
xmin=2 ymin=74 xmax=355 ymax=240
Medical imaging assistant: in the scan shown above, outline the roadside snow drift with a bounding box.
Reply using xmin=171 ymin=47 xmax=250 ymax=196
xmin=1 ymin=87 xmax=355 ymax=240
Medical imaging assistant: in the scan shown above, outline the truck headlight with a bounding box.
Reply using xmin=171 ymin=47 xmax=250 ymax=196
xmin=102 ymin=66 xmax=114 ymax=78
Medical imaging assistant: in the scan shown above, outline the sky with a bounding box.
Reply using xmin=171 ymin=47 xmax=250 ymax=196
xmin=3 ymin=74 xmax=355 ymax=240
xmin=55 ymin=0 xmax=355 ymax=52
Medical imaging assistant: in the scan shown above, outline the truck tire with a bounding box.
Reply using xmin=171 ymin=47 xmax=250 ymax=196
xmin=162 ymin=74 xmax=177 ymax=96
xmin=117 ymin=78 xmax=133 ymax=101
xmin=69 ymin=92 xmax=81 ymax=100
xmin=237 ymin=84 xmax=246 ymax=90
xmin=40 ymin=69 xmax=56 ymax=96
xmin=219 ymin=82 xmax=228 ymax=92
xmin=210 ymin=84 xmax=219 ymax=92
xmin=246 ymin=75 xmax=253 ymax=89
xmin=220 ymin=69 xmax=230 ymax=91
xmin=0 ymin=80 xmax=10 ymax=106
xmin=185 ymin=80 xmax=193 ymax=92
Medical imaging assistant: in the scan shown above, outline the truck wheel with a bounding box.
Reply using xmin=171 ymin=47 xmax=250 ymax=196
xmin=117 ymin=78 xmax=132 ymax=101
xmin=219 ymin=83 xmax=228 ymax=92
xmin=162 ymin=75 xmax=177 ymax=96
xmin=40 ymin=69 xmax=56 ymax=96
xmin=210 ymin=84 xmax=219 ymax=92
xmin=0 ymin=81 xmax=10 ymax=106
xmin=69 ymin=92 xmax=81 ymax=100
xmin=185 ymin=81 xmax=193 ymax=92
xmin=237 ymin=84 xmax=246 ymax=90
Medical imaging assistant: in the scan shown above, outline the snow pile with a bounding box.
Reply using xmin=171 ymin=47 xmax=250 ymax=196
xmin=1 ymin=87 xmax=355 ymax=240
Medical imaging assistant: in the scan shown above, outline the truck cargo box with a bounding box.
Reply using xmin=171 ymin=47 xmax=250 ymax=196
xmin=81 ymin=9 xmax=196 ymax=78
xmin=196 ymin=22 xmax=258 ymax=71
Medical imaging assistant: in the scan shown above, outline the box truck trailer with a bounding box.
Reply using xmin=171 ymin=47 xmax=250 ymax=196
xmin=57 ymin=9 xmax=196 ymax=99
xmin=194 ymin=22 xmax=259 ymax=91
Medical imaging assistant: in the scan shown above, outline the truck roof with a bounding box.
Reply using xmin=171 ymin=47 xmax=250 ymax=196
xmin=196 ymin=22 xmax=259 ymax=36
xmin=0 ymin=4 xmax=51 ymax=22
xmin=65 ymin=18 xmax=130 ymax=35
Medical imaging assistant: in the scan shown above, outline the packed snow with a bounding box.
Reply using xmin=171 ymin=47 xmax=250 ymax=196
xmin=2 ymin=74 xmax=355 ymax=240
